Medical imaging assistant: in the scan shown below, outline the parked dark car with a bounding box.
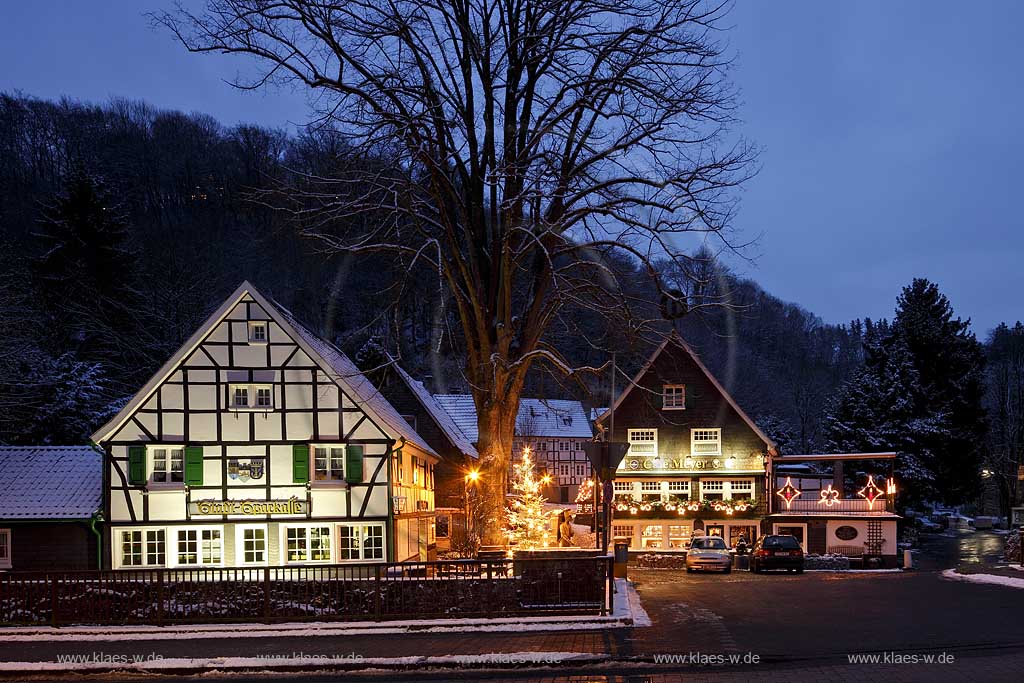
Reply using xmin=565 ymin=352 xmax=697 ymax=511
xmin=751 ymin=534 xmax=804 ymax=573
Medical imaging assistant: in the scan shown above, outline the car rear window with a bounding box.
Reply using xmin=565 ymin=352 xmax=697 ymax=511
xmin=692 ymin=537 xmax=727 ymax=550
xmin=763 ymin=536 xmax=801 ymax=549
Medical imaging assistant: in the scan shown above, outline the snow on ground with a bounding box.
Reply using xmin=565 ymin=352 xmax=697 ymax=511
xmin=941 ymin=569 xmax=1024 ymax=589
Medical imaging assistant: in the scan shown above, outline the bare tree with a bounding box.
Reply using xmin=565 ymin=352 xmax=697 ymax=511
xmin=157 ymin=0 xmax=755 ymax=543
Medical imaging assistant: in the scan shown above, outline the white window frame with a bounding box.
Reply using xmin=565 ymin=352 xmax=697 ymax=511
xmin=312 ymin=444 xmax=346 ymax=484
xmin=116 ymin=527 xmax=168 ymax=569
xmin=663 ymin=384 xmax=686 ymax=410
xmin=641 ymin=524 xmax=665 ymax=549
xmin=700 ymin=479 xmax=725 ymax=501
xmin=248 ymin=321 xmax=268 ymax=344
xmin=229 ymin=384 xmax=274 ymax=411
xmin=668 ymin=480 xmax=690 ymax=495
xmin=627 ymin=429 xmax=658 ymax=457
xmin=691 ymin=428 xmax=722 ymax=456
xmin=282 ymin=524 xmax=334 ymax=564
xmin=612 ymin=524 xmax=636 ymax=548
xmin=727 ymin=479 xmax=754 ymax=500
xmin=148 ymin=446 xmax=184 ymax=487
xmin=0 ymin=528 xmax=11 ymax=569
xmin=236 ymin=524 xmax=269 ymax=566
xmin=337 ymin=523 xmax=386 ymax=562
xmin=172 ymin=526 xmax=224 ymax=568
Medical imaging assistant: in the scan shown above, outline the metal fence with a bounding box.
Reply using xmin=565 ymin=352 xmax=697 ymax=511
xmin=0 ymin=556 xmax=613 ymax=626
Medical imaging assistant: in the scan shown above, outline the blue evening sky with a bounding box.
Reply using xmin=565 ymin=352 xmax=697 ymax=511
xmin=2 ymin=1 xmax=1021 ymax=335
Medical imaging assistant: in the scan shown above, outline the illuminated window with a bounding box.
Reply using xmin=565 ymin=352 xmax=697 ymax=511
xmin=314 ymin=446 xmax=345 ymax=481
xmin=627 ymin=429 xmax=658 ymax=457
xmin=339 ymin=524 xmax=385 ymax=561
xmin=612 ymin=525 xmax=635 ymax=547
xmin=663 ymin=385 xmax=686 ymax=410
xmin=150 ymin=447 xmax=184 ymax=484
xmin=286 ymin=526 xmax=332 ymax=563
xmin=668 ymin=525 xmax=692 ymax=548
xmin=691 ymin=428 xmax=721 ymax=455
xmin=642 ymin=525 xmax=664 ymax=549
xmin=176 ymin=528 xmax=220 ymax=566
xmin=0 ymin=528 xmax=8 ymax=569
xmin=668 ymin=480 xmax=690 ymax=494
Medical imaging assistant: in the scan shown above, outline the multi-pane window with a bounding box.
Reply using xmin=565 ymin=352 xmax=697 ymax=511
xmin=230 ymin=384 xmax=273 ymax=410
xmin=150 ymin=447 xmax=184 ymax=484
xmin=668 ymin=525 xmax=692 ymax=549
xmin=612 ymin=525 xmax=635 ymax=547
xmin=700 ymin=479 xmax=725 ymax=501
xmin=729 ymin=480 xmax=753 ymax=498
xmin=240 ymin=527 xmax=267 ymax=564
xmin=0 ymin=529 xmax=9 ymax=568
xmin=668 ymin=480 xmax=690 ymax=494
xmin=146 ymin=530 xmax=165 ymax=566
xmin=627 ymin=429 xmax=658 ymax=456
xmin=691 ymin=428 xmax=722 ymax=455
xmin=642 ymin=525 xmax=664 ymax=548
xmin=232 ymin=385 xmax=249 ymax=408
xmin=338 ymin=524 xmax=385 ymax=561
xmin=641 ymin=480 xmax=662 ymax=501
xmin=575 ymin=464 xmax=587 ymax=477
xmin=121 ymin=530 xmax=143 ymax=567
xmin=613 ymin=481 xmax=634 ymax=499
xmin=176 ymin=528 xmax=221 ymax=566
xmin=663 ymin=384 xmax=686 ymax=410
xmin=248 ymin=321 xmax=268 ymax=343
xmin=286 ymin=526 xmax=332 ymax=563
xmin=314 ymin=446 xmax=345 ymax=481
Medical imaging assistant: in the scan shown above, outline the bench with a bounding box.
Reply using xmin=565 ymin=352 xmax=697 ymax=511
xmin=827 ymin=545 xmax=864 ymax=558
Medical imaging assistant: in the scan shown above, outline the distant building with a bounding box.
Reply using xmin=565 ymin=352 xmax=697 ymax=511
xmin=433 ymin=395 xmax=594 ymax=503
xmin=0 ymin=446 xmax=102 ymax=571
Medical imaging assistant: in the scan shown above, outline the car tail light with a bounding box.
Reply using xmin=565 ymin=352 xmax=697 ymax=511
xmin=756 ymin=549 xmax=769 ymax=557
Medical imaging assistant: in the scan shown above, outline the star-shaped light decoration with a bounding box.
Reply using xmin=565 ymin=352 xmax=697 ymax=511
xmin=857 ymin=475 xmax=885 ymax=510
xmin=818 ymin=485 xmax=841 ymax=507
xmin=776 ymin=477 xmax=802 ymax=509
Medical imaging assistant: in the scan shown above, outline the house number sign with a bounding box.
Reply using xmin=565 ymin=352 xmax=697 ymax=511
xmin=189 ymin=497 xmax=307 ymax=516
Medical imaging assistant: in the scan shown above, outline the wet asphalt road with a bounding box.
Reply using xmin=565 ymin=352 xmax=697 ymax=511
xmin=4 ymin=529 xmax=1022 ymax=682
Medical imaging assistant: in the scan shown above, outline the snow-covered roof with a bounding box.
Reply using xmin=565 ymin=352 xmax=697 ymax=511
xmin=433 ymin=395 xmax=593 ymax=443
xmin=275 ymin=307 xmax=439 ymax=459
xmin=0 ymin=446 xmax=102 ymax=519
xmin=392 ymin=364 xmax=478 ymax=459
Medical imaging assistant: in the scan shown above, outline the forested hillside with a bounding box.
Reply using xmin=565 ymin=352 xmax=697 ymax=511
xmin=0 ymin=93 xmax=874 ymax=450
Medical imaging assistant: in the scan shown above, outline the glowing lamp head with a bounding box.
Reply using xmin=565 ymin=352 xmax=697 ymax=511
xmin=466 ymin=469 xmax=480 ymax=483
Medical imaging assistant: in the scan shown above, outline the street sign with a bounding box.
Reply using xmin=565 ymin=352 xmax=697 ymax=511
xmin=582 ymin=442 xmax=631 ymax=479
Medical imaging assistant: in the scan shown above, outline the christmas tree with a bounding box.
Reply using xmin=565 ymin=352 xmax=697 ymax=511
xmin=506 ymin=448 xmax=551 ymax=549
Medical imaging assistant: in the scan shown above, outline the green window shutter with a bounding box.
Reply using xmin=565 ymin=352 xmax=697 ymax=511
xmin=292 ymin=444 xmax=310 ymax=484
xmin=184 ymin=446 xmax=204 ymax=486
xmin=345 ymin=444 xmax=364 ymax=483
xmin=128 ymin=446 xmax=146 ymax=485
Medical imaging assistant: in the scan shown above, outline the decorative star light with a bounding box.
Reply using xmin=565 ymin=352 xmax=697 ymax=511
xmin=857 ymin=475 xmax=885 ymax=510
xmin=818 ymin=485 xmax=841 ymax=507
xmin=776 ymin=477 xmax=802 ymax=509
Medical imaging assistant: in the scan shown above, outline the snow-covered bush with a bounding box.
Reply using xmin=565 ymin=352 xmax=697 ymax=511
xmin=803 ymin=554 xmax=851 ymax=571
xmin=1005 ymin=529 xmax=1021 ymax=563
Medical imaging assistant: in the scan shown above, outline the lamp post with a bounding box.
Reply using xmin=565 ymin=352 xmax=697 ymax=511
xmin=464 ymin=468 xmax=480 ymax=548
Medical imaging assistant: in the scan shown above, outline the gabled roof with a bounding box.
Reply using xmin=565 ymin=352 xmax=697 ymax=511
xmin=0 ymin=446 xmax=101 ymax=519
xmin=594 ymin=333 xmax=776 ymax=452
xmin=91 ymin=282 xmax=437 ymax=458
xmin=433 ymin=395 xmax=594 ymax=443
xmin=391 ymin=364 xmax=478 ymax=459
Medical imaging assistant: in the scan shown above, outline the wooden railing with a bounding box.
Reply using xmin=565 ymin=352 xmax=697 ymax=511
xmin=0 ymin=556 xmax=613 ymax=627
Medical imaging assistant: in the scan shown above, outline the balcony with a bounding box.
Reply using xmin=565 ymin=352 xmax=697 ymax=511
xmin=781 ymin=498 xmax=893 ymax=514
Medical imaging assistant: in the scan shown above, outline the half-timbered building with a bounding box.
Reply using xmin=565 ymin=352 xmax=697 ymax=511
xmin=91 ymin=282 xmax=439 ymax=570
xmin=595 ymin=333 xmax=776 ymax=551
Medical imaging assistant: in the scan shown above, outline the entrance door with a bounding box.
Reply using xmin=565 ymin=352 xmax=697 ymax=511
xmin=418 ymin=518 xmax=429 ymax=560
xmin=705 ymin=524 xmax=725 ymax=538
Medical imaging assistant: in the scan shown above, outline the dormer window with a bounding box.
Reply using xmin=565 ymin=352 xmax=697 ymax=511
xmin=663 ymin=385 xmax=686 ymax=410
xmin=248 ymin=321 xmax=268 ymax=344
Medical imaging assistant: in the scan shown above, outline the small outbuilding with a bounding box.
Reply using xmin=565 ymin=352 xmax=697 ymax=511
xmin=0 ymin=445 xmax=103 ymax=571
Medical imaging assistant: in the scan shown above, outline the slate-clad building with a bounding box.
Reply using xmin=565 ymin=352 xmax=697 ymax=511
xmin=0 ymin=446 xmax=102 ymax=571
xmin=434 ymin=395 xmax=595 ymax=503
xmin=91 ymin=282 xmax=439 ymax=570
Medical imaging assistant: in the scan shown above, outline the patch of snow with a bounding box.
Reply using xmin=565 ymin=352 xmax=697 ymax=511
xmin=804 ymin=568 xmax=904 ymax=573
xmin=941 ymin=569 xmax=1024 ymax=589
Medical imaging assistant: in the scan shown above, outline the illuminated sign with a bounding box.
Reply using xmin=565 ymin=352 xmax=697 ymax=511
xmin=619 ymin=455 xmax=756 ymax=472
xmin=189 ymin=497 xmax=306 ymax=516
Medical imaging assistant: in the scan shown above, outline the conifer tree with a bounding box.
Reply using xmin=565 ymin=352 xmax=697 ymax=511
xmin=506 ymin=449 xmax=551 ymax=550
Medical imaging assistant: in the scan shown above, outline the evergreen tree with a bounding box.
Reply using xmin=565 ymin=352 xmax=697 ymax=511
xmin=825 ymin=279 xmax=985 ymax=506
xmin=506 ymin=448 xmax=552 ymax=549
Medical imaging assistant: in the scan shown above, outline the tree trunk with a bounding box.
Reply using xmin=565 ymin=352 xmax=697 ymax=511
xmin=474 ymin=401 xmax=515 ymax=546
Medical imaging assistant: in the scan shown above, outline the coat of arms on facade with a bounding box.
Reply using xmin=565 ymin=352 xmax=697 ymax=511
xmin=228 ymin=458 xmax=265 ymax=482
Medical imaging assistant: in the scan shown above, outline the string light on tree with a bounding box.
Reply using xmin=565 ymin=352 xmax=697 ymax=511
xmin=505 ymin=446 xmax=552 ymax=549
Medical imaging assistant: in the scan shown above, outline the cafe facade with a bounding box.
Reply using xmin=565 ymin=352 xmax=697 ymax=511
xmin=595 ymin=333 xmax=776 ymax=551
xmin=91 ymin=282 xmax=440 ymax=570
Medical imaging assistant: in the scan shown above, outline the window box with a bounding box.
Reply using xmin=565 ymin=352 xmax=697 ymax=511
xmin=691 ymin=428 xmax=721 ymax=456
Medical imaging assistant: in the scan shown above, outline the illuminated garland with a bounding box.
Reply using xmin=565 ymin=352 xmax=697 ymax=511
xmin=613 ymin=498 xmax=756 ymax=517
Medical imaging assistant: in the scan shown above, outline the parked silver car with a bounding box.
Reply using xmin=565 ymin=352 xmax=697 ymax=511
xmin=685 ymin=536 xmax=732 ymax=573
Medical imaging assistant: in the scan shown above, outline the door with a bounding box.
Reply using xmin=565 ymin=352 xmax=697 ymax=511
xmin=774 ymin=524 xmax=807 ymax=551
xmin=418 ymin=518 xmax=429 ymax=560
